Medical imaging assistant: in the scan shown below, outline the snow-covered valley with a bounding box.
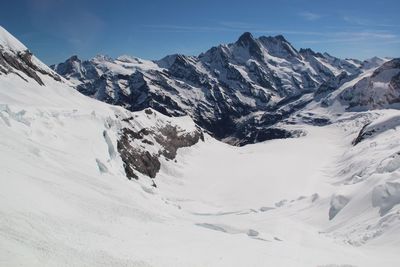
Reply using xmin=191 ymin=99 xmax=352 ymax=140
xmin=1 ymin=25 xmax=400 ymax=266
xmin=2 ymin=100 xmax=400 ymax=266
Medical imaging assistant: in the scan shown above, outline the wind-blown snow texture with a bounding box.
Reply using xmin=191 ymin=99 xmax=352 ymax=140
xmin=1 ymin=26 xmax=400 ymax=266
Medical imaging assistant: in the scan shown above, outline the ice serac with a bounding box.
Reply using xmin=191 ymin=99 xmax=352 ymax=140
xmin=52 ymin=32 xmax=368 ymax=145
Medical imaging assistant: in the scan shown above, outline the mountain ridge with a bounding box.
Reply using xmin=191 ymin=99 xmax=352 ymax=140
xmin=51 ymin=31 xmax=397 ymax=145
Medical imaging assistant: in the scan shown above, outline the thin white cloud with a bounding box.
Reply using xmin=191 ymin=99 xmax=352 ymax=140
xmin=343 ymin=16 xmax=370 ymax=26
xmin=141 ymin=24 xmax=326 ymax=36
xmin=219 ymin=21 xmax=257 ymax=29
xmin=141 ymin=24 xmax=398 ymax=42
xmin=141 ymin=24 xmax=234 ymax=33
xmin=300 ymin=31 xmax=399 ymax=44
xmin=299 ymin=12 xmax=322 ymax=21
xmin=343 ymin=16 xmax=400 ymax=28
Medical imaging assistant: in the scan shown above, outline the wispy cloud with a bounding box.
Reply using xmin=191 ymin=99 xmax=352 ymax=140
xmin=343 ymin=16 xmax=400 ymax=28
xmin=219 ymin=21 xmax=257 ymax=29
xmin=300 ymin=30 xmax=399 ymax=44
xmin=140 ymin=22 xmax=400 ymax=47
xmin=141 ymin=24 xmax=230 ymax=33
xmin=299 ymin=12 xmax=322 ymax=21
xmin=141 ymin=23 xmax=325 ymax=36
xmin=343 ymin=16 xmax=370 ymax=26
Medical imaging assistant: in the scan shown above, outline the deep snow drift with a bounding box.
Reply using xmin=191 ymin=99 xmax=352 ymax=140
xmin=1 ymin=26 xmax=400 ymax=267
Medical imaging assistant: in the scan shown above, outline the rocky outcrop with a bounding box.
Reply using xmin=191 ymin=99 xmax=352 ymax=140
xmin=117 ymin=128 xmax=161 ymax=179
xmin=315 ymin=71 xmax=353 ymax=100
xmin=117 ymin=115 xmax=204 ymax=180
xmin=0 ymin=48 xmax=61 ymax=85
xmin=352 ymin=123 xmax=372 ymax=146
xmin=339 ymin=58 xmax=400 ymax=110
xmin=353 ymin=115 xmax=400 ymax=146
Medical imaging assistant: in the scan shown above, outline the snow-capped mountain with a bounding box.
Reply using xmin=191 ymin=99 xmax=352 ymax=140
xmin=0 ymin=26 xmax=203 ymax=184
xmin=53 ymin=32 xmax=391 ymax=145
xmin=338 ymin=58 xmax=400 ymax=110
xmin=1 ymin=25 xmax=400 ymax=267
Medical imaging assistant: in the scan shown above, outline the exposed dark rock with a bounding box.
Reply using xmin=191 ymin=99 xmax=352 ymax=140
xmin=299 ymin=48 xmax=324 ymax=58
xmin=372 ymin=58 xmax=400 ymax=78
xmin=117 ymin=124 xmax=203 ymax=179
xmin=336 ymin=58 xmax=400 ymax=110
xmin=141 ymin=139 xmax=154 ymax=145
xmin=236 ymin=32 xmax=264 ymax=61
xmin=117 ymin=128 xmax=160 ymax=179
xmin=144 ymin=108 xmax=153 ymax=115
xmin=0 ymin=49 xmax=61 ymax=85
xmin=0 ymin=50 xmax=44 ymax=85
xmin=314 ymin=71 xmax=353 ymax=100
xmin=154 ymin=124 xmax=203 ymax=160
xmin=231 ymin=127 xmax=303 ymax=146
xmin=352 ymin=123 xmax=373 ymax=146
xmin=296 ymin=113 xmax=331 ymax=126
xmin=353 ymin=115 xmax=400 ymax=146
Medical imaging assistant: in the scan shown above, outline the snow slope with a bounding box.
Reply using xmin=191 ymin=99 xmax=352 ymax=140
xmin=1 ymin=26 xmax=400 ymax=267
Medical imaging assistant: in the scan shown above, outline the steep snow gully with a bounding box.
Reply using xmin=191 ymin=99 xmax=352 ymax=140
xmin=1 ymin=25 xmax=400 ymax=267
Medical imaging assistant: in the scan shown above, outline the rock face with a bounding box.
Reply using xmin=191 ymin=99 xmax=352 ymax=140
xmin=52 ymin=32 xmax=366 ymax=145
xmin=117 ymin=127 xmax=161 ymax=179
xmin=117 ymin=110 xmax=204 ymax=180
xmin=339 ymin=59 xmax=400 ymax=110
xmin=352 ymin=115 xmax=400 ymax=146
xmin=0 ymin=27 xmax=61 ymax=85
xmin=0 ymin=47 xmax=61 ymax=85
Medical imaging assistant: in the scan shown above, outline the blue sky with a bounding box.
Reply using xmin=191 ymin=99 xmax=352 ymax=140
xmin=1 ymin=0 xmax=399 ymax=64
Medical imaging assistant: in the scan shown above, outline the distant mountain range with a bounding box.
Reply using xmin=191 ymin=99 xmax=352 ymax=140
xmin=51 ymin=32 xmax=399 ymax=145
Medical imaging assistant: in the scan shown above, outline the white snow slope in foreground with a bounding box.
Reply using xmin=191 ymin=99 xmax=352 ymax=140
xmin=1 ymin=26 xmax=400 ymax=267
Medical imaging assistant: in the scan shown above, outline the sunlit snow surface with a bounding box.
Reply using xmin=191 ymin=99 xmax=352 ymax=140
xmin=1 ymin=27 xmax=400 ymax=267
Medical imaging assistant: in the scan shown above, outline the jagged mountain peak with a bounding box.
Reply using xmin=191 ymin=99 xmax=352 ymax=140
xmin=258 ymin=34 xmax=289 ymax=44
xmin=361 ymin=56 xmax=388 ymax=70
xmin=236 ymin=32 xmax=290 ymax=46
xmin=258 ymin=34 xmax=299 ymax=58
xmin=274 ymin=34 xmax=287 ymax=42
xmin=236 ymin=32 xmax=256 ymax=46
xmin=156 ymin=54 xmax=179 ymax=68
xmin=299 ymin=48 xmax=323 ymax=58
xmin=233 ymin=32 xmax=265 ymax=61
xmin=67 ymin=55 xmax=81 ymax=62
xmin=156 ymin=53 xmax=196 ymax=69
